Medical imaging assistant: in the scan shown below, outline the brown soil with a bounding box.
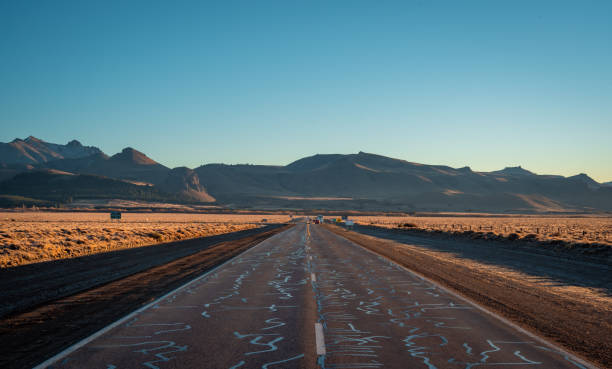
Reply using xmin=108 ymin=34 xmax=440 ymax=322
xmin=0 ymin=211 xmax=295 ymax=268
xmin=352 ymin=215 xmax=612 ymax=260
xmin=324 ymin=224 xmax=611 ymax=369
xmin=0 ymin=224 xmax=291 ymax=369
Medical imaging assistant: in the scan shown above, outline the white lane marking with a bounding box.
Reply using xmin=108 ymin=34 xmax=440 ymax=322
xmin=32 ymin=227 xmax=295 ymax=369
xmin=310 ymin=273 xmax=316 ymax=282
xmin=315 ymin=323 xmax=326 ymax=355
xmin=336 ymin=229 xmax=600 ymax=369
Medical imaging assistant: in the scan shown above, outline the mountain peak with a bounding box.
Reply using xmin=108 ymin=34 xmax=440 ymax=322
xmin=568 ymin=173 xmax=599 ymax=189
xmin=111 ymin=147 xmax=159 ymax=165
xmin=1 ymin=136 xmax=103 ymax=165
xmin=25 ymin=136 xmax=43 ymax=143
xmin=286 ymin=153 xmax=345 ymax=171
xmin=494 ymin=166 xmax=534 ymax=176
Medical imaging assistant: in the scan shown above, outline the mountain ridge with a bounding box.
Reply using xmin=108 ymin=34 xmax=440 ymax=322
xmin=0 ymin=136 xmax=103 ymax=165
xmin=1 ymin=137 xmax=610 ymax=212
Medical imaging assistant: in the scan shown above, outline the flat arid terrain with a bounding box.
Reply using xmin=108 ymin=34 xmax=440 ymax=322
xmin=0 ymin=213 xmax=610 ymax=368
xmin=0 ymin=212 xmax=292 ymax=267
xmin=352 ymin=214 xmax=612 ymax=247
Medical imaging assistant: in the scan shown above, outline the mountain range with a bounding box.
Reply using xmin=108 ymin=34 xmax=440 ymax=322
xmin=1 ymin=136 xmax=611 ymax=213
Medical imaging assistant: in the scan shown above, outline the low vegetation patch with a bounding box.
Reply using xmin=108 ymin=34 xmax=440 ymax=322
xmin=354 ymin=215 xmax=612 ymax=247
xmin=0 ymin=212 xmax=292 ymax=267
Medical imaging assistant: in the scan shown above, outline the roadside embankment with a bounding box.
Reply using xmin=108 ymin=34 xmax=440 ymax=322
xmin=0 ymin=214 xmax=272 ymax=267
xmin=351 ymin=218 xmax=612 ymax=263
xmin=324 ymin=224 xmax=612 ymax=368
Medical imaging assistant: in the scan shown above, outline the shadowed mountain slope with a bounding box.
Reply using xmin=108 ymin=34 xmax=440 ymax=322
xmin=0 ymin=137 xmax=103 ymax=165
xmin=195 ymin=152 xmax=612 ymax=212
xmin=0 ymin=170 xmax=194 ymax=203
xmin=158 ymin=167 xmax=215 ymax=202
xmin=85 ymin=148 xmax=170 ymax=184
xmin=42 ymin=148 xmax=170 ymax=185
xmin=0 ymin=138 xmax=216 ymax=204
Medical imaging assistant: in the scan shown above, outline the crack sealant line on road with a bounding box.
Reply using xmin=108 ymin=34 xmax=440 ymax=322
xmin=31 ymin=229 xmax=288 ymax=369
xmin=337 ymin=232 xmax=601 ymax=369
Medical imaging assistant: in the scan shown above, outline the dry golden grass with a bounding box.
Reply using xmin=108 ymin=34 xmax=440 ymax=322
xmin=0 ymin=212 xmax=292 ymax=268
xmin=351 ymin=215 xmax=612 ymax=246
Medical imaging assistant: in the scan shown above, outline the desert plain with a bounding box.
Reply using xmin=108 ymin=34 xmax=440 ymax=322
xmin=352 ymin=214 xmax=612 ymax=246
xmin=0 ymin=212 xmax=292 ymax=267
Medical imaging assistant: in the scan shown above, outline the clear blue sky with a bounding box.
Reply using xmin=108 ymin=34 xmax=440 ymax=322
xmin=1 ymin=1 xmax=611 ymax=182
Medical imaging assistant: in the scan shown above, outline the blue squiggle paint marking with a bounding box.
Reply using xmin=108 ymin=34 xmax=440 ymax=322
xmin=479 ymin=340 xmax=501 ymax=363
xmin=262 ymin=317 xmax=286 ymax=330
xmin=233 ymin=332 xmax=280 ymax=339
xmin=244 ymin=336 xmax=284 ymax=355
xmin=534 ymin=346 xmax=586 ymax=369
xmin=261 ymin=353 xmax=305 ymax=368
xmin=514 ymin=350 xmax=541 ymax=364
xmin=463 ymin=343 xmax=473 ymax=355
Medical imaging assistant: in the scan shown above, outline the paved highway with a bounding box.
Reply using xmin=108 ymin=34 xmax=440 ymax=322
xmin=41 ymin=224 xmax=593 ymax=369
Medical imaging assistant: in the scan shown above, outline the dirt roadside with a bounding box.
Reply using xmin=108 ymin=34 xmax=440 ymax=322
xmin=0 ymin=224 xmax=292 ymax=369
xmin=0 ymin=225 xmax=284 ymax=318
xmin=324 ymin=224 xmax=611 ymax=369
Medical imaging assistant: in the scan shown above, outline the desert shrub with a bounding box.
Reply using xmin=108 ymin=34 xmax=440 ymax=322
xmin=398 ymin=223 xmax=417 ymax=228
xmin=148 ymin=232 xmax=163 ymax=241
xmin=470 ymin=232 xmax=484 ymax=239
xmin=507 ymin=233 xmax=519 ymax=241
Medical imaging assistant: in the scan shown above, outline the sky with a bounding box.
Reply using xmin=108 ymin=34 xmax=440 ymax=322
xmin=1 ymin=1 xmax=611 ymax=182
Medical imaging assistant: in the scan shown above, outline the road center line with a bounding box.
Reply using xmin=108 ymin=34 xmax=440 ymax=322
xmin=314 ymin=323 xmax=326 ymax=355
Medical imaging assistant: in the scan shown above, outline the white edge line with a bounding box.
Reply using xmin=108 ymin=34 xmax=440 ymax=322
xmin=335 ymin=229 xmax=601 ymax=369
xmin=314 ymin=322 xmax=326 ymax=355
xmin=32 ymin=228 xmax=289 ymax=369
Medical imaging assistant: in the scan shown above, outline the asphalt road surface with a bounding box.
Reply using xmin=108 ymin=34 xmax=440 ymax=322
xmin=41 ymin=224 xmax=594 ymax=369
